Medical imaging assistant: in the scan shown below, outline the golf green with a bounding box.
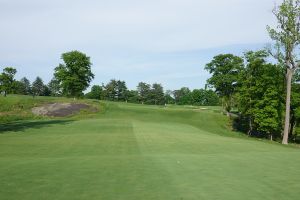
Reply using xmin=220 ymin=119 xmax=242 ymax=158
xmin=0 ymin=102 xmax=299 ymax=200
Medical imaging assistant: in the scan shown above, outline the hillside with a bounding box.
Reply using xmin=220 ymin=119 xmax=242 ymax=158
xmin=0 ymin=96 xmax=300 ymax=200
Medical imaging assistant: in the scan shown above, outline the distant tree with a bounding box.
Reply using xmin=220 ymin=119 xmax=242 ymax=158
xmin=11 ymin=80 xmax=24 ymax=94
xmin=191 ymin=89 xmax=205 ymax=106
xmin=42 ymin=85 xmax=51 ymax=96
xmin=48 ymin=78 xmax=61 ymax=96
xmin=127 ymin=90 xmax=139 ymax=103
xmin=205 ymin=54 xmax=243 ymax=113
xmin=149 ymin=83 xmax=165 ymax=105
xmin=137 ymin=82 xmax=151 ymax=104
xmin=175 ymin=89 xmax=219 ymax=106
xmin=116 ymin=80 xmax=128 ymax=101
xmin=173 ymin=87 xmax=192 ymax=105
xmin=203 ymin=90 xmax=220 ymax=106
xmin=54 ymin=51 xmax=94 ymax=98
xmin=165 ymin=90 xmax=175 ymax=104
xmin=85 ymin=85 xmax=102 ymax=100
xmin=31 ymin=77 xmax=44 ymax=97
xmin=19 ymin=77 xmax=31 ymax=95
xmin=0 ymin=67 xmax=17 ymax=96
xmin=267 ymin=0 xmax=300 ymax=144
xmin=104 ymin=79 xmax=118 ymax=101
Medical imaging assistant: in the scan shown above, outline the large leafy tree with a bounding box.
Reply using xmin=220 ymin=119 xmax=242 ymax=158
xmin=0 ymin=67 xmax=17 ymax=97
xmin=54 ymin=51 xmax=94 ymax=98
xmin=267 ymin=0 xmax=300 ymax=144
xmin=205 ymin=54 xmax=244 ymax=113
xmin=237 ymin=50 xmax=284 ymax=140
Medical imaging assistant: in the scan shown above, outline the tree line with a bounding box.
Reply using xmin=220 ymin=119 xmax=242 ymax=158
xmin=85 ymin=80 xmax=219 ymax=106
xmin=204 ymin=0 xmax=300 ymax=144
xmin=0 ymin=50 xmax=220 ymax=107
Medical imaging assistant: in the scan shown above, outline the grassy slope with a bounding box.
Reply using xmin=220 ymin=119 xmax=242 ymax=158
xmin=0 ymin=97 xmax=300 ymax=200
xmin=0 ymin=95 xmax=101 ymax=123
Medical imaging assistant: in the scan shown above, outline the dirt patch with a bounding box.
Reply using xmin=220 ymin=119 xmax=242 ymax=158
xmin=32 ymin=103 xmax=95 ymax=117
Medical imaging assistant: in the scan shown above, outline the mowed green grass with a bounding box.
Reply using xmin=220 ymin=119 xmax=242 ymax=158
xmin=1 ymin=101 xmax=300 ymax=200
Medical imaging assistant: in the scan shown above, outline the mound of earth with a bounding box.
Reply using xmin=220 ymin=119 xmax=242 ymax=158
xmin=32 ymin=103 xmax=95 ymax=117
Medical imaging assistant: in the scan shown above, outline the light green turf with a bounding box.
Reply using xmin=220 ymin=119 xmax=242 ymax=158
xmin=0 ymin=101 xmax=300 ymax=200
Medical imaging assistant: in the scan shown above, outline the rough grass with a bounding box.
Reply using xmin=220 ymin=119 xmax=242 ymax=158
xmin=0 ymin=95 xmax=101 ymax=123
xmin=0 ymin=97 xmax=300 ymax=200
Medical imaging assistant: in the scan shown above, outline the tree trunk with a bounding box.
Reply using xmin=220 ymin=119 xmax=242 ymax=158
xmin=248 ymin=117 xmax=253 ymax=136
xmin=282 ymin=68 xmax=293 ymax=145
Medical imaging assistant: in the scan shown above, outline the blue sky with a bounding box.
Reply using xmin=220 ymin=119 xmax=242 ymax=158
xmin=0 ymin=0 xmax=282 ymax=91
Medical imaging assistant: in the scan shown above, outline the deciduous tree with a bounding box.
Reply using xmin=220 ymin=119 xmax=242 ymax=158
xmin=0 ymin=67 xmax=17 ymax=96
xmin=205 ymin=54 xmax=243 ymax=113
xmin=267 ymin=0 xmax=300 ymax=144
xmin=54 ymin=51 xmax=94 ymax=98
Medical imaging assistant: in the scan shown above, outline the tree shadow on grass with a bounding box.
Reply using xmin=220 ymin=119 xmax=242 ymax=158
xmin=0 ymin=119 xmax=74 ymax=133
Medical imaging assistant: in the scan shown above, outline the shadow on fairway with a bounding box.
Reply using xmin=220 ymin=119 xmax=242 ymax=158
xmin=0 ymin=119 xmax=73 ymax=133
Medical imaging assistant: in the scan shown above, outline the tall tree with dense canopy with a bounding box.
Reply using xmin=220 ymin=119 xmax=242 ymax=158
xmin=54 ymin=51 xmax=94 ymax=98
xmin=205 ymin=54 xmax=243 ymax=113
xmin=267 ymin=0 xmax=300 ymax=144
xmin=0 ymin=67 xmax=17 ymax=97
xmin=237 ymin=50 xmax=284 ymax=140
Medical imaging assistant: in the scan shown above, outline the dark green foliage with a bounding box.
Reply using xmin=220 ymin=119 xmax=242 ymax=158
xmin=31 ymin=77 xmax=45 ymax=97
xmin=0 ymin=67 xmax=17 ymax=96
xmin=20 ymin=77 xmax=31 ymax=95
xmin=236 ymin=50 xmax=285 ymax=139
xmin=148 ymin=83 xmax=165 ymax=105
xmin=54 ymin=51 xmax=94 ymax=97
xmin=191 ymin=89 xmax=219 ymax=106
xmin=137 ymin=82 xmax=151 ymax=104
xmin=173 ymin=87 xmax=192 ymax=105
xmin=48 ymin=78 xmax=62 ymax=96
xmin=127 ymin=90 xmax=139 ymax=103
xmin=164 ymin=90 xmax=175 ymax=104
xmin=101 ymin=80 xmax=128 ymax=101
xmin=42 ymin=85 xmax=51 ymax=96
xmin=205 ymin=54 xmax=244 ymax=112
xmin=85 ymin=85 xmax=103 ymax=100
xmin=290 ymin=83 xmax=300 ymax=141
xmin=116 ymin=80 xmax=128 ymax=101
xmin=11 ymin=80 xmax=25 ymax=94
